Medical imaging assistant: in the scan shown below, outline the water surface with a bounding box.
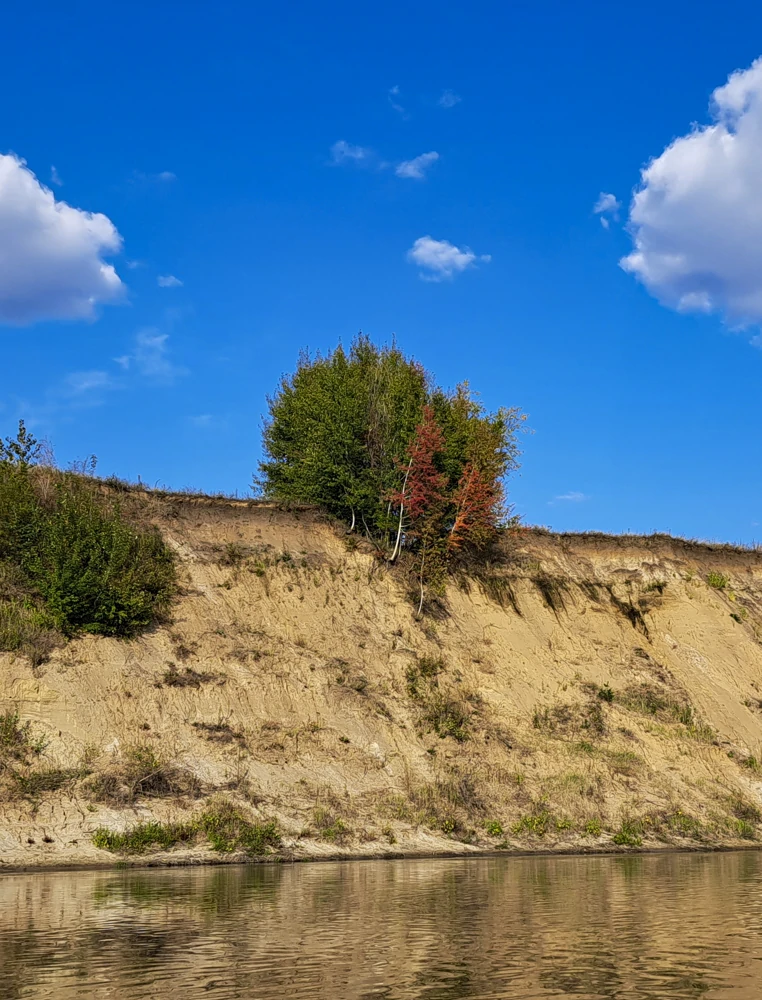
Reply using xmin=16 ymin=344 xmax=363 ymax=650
xmin=1 ymin=852 xmax=761 ymax=998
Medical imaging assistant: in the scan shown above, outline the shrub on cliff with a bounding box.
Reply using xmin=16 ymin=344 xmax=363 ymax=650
xmin=0 ymin=422 xmax=175 ymax=649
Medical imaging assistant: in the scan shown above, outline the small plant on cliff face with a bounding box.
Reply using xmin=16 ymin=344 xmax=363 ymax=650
xmin=612 ymin=818 xmax=644 ymax=847
xmin=706 ymin=571 xmax=729 ymax=590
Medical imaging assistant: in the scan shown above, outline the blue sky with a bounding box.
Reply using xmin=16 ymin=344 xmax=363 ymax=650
xmin=2 ymin=1 xmax=762 ymax=542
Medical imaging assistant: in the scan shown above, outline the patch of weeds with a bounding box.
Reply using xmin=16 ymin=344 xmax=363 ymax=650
xmin=198 ymin=798 xmax=280 ymax=853
xmin=532 ymin=574 xmax=569 ymax=614
xmin=421 ymin=692 xmax=471 ymax=742
xmin=484 ymin=819 xmax=504 ymax=837
xmin=169 ymin=633 xmax=198 ymax=661
xmin=644 ymin=580 xmax=667 ymax=594
xmin=92 ymin=821 xmax=196 ymax=854
xmin=616 ymin=683 xmax=715 ymax=741
xmin=312 ymin=806 xmax=351 ymax=844
xmin=162 ymin=664 xmax=218 ymax=688
xmin=512 ymin=809 xmax=552 ymax=837
xmin=406 ymin=655 xmax=473 ymax=741
xmin=665 ymin=809 xmax=704 ymax=839
xmin=12 ymin=767 xmax=83 ymax=796
xmin=733 ymin=819 xmax=756 ymax=840
xmin=706 ymin=571 xmax=729 ymax=590
xmin=191 ymin=721 xmax=246 ymax=747
xmin=0 ymin=711 xmax=47 ymax=760
xmin=583 ymin=818 xmax=602 ymax=837
xmin=405 ymin=655 xmax=445 ymax=697
xmin=335 ymin=668 xmax=369 ymax=694
xmin=605 ymin=750 xmax=643 ymax=777
xmin=93 ymin=798 xmax=280 ymax=855
xmin=218 ymin=542 xmax=247 ymax=568
xmin=597 ymin=684 xmax=614 ymax=703
xmin=86 ymin=744 xmax=199 ymax=805
xmin=612 ymin=818 xmax=644 ymax=847
xmin=533 ymin=698 xmax=606 ymax=739
xmin=0 ymin=590 xmax=59 ymax=666
xmin=381 ymin=824 xmax=397 ymax=844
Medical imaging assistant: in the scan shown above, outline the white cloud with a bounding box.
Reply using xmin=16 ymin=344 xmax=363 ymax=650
xmin=621 ymin=56 xmax=762 ymax=325
xmin=0 ymin=153 xmax=124 ymax=325
xmin=330 ymin=140 xmax=372 ymax=165
xmin=388 ymin=85 xmax=409 ymax=118
xmin=118 ymin=328 xmax=187 ymax=382
xmin=156 ymin=171 xmax=176 ymax=182
xmin=50 ymin=165 xmax=63 ymax=187
xmin=157 ymin=274 xmax=183 ymax=288
xmin=395 ymin=151 xmax=439 ymax=180
xmin=438 ymin=89 xmax=461 ymax=109
xmin=62 ymin=370 xmax=113 ymax=396
xmin=553 ymin=491 xmax=588 ymax=503
xmin=407 ymin=236 xmax=491 ymax=281
xmin=593 ymin=192 xmax=620 ymax=229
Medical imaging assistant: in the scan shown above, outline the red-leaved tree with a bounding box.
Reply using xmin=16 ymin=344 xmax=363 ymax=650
xmin=448 ymin=462 xmax=500 ymax=551
xmin=389 ymin=405 xmax=446 ymax=560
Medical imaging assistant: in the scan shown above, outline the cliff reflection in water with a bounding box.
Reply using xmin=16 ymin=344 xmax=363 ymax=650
xmin=1 ymin=852 xmax=761 ymax=999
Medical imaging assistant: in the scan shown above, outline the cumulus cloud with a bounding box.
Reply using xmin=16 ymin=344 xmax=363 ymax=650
xmin=438 ymin=89 xmax=461 ymax=109
xmin=157 ymin=274 xmax=183 ymax=288
xmin=0 ymin=153 xmax=124 ymax=325
xmin=330 ymin=140 xmax=372 ymax=165
xmin=407 ymin=236 xmax=491 ymax=281
xmin=396 ymin=151 xmax=439 ymax=179
xmin=621 ymin=56 xmax=762 ymax=325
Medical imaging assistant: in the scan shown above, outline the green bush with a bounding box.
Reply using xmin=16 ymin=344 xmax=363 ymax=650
xmin=92 ymin=798 xmax=281 ymax=855
xmin=0 ymin=426 xmax=175 ymax=646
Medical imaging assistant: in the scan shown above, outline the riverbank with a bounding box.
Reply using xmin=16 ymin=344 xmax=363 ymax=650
xmin=3 ymin=493 xmax=762 ymax=870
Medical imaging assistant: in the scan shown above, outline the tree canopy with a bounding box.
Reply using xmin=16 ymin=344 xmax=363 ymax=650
xmin=257 ymin=335 xmax=525 ymax=597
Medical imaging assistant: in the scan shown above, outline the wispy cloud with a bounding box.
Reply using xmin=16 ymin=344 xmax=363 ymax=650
xmin=438 ymin=89 xmax=461 ymax=109
xmin=396 ymin=151 xmax=439 ymax=180
xmin=118 ymin=328 xmax=187 ymax=382
xmin=157 ymin=274 xmax=183 ymax=288
xmin=49 ymin=165 xmax=63 ymax=187
xmin=593 ymin=192 xmax=620 ymax=229
xmin=550 ymin=491 xmax=589 ymax=504
xmin=189 ymin=413 xmax=227 ymax=430
xmin=388 ymin=85 xmax=410 ymax=119
xmin=131 ymin=169 xmax=176 ymax=185
xmin=407 ymin=236 xmax=491 ymax=282
xmin=63 ymin=370 xmax=113 ymax=396
xmin=329 ymin=140 xmax=372 ymax=165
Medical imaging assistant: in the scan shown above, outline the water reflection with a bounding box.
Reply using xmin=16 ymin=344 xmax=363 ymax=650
xmin=1 ymin=852 xmax=761 ymax=998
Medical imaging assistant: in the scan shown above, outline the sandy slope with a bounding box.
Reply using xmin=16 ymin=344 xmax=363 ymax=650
xmin=2 ymin=495 xmax=762 ymax=869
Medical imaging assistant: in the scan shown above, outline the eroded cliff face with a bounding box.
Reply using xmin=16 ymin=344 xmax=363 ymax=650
xmin=2 ymin=495 xmax=762 ymax=868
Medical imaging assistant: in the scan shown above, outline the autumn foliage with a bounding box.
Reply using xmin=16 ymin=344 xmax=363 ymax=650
xmin=258 ymin=335 xmax=524 ymax=611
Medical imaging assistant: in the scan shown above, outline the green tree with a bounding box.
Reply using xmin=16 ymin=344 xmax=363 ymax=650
xmin=258 ymin=334 xmax=525 ymax=570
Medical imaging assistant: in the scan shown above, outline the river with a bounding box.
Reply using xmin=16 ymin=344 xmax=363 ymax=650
xmin=1 ymin=852 xmax=761 ymax=998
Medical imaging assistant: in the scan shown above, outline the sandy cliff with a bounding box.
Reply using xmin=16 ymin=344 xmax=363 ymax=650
xmin=2 ymin=493 xmax=762 ymax=868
